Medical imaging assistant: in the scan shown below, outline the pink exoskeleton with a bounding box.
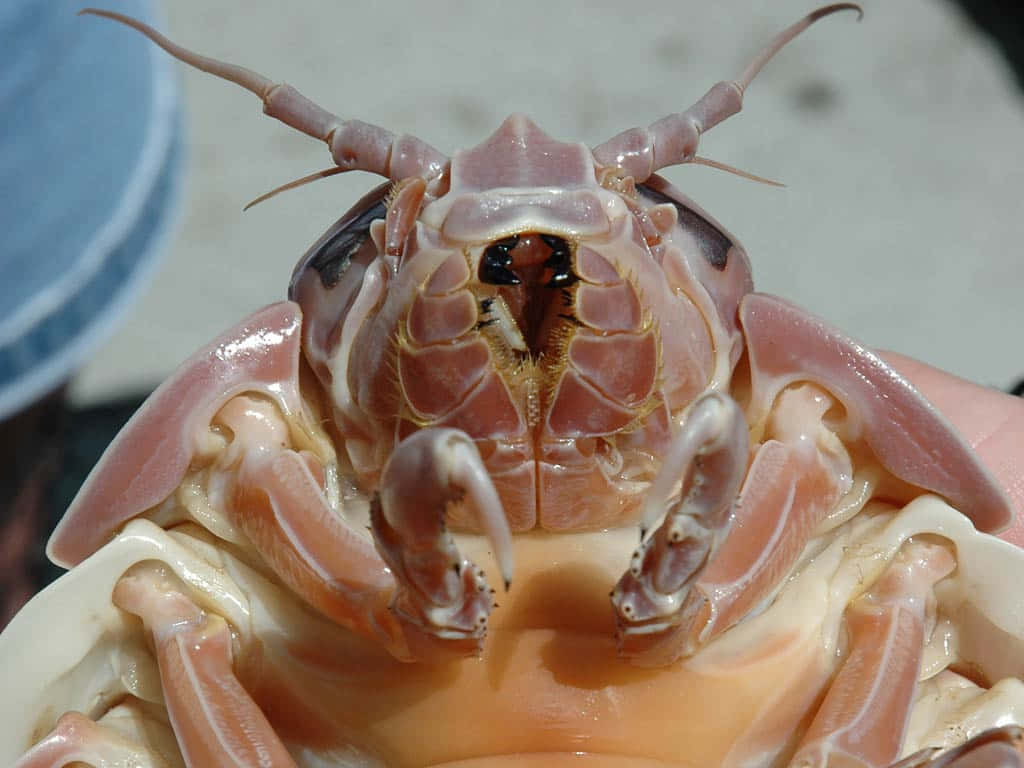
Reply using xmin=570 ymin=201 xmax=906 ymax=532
xmin=3 ymin=4 xmax=1024 ymax=767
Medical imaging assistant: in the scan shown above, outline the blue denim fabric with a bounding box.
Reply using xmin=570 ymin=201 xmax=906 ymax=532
xmin=0 ymin=0 xmax=183 ymax=420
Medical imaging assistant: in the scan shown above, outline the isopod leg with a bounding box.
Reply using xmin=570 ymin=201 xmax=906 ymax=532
xmin=372 ymin=428 xmax=515 ymax=661
xmin=789 ymin=540 xmax=955 ymax=768
xmin=219 ymin=398 xmax=512 ymax=661
xmin=890 ymin=726 xmax=1024 ymax=767
xmin=111 ymin=565 xmax=298 ymax=768
xmin=13 ymin=711 xmax=170 ymax=768
xmin=611 ymin=392 xmax=748 ymax=665
xmin=680 ymin=383 xmax=851 ymax=652
xmin=613 ymin=385 xmax=852 ymax=664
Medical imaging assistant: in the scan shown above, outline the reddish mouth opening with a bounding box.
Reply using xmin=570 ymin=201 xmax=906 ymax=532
xmin=478 ymin=233 xmax=578 ymax=357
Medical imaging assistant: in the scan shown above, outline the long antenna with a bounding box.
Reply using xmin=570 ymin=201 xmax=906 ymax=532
xmin=592 ymin=4 xmax=862 ymax=182
xmin=79 ymin=9 xmax=448 ymax=182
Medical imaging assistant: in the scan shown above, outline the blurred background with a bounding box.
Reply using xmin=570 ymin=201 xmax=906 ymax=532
xmin=1 ymin=0 xmax=1023 ymax=622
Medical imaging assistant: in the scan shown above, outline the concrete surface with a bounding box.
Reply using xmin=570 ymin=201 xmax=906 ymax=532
xmin=69 ymin=0 xmax=1024 ymax=403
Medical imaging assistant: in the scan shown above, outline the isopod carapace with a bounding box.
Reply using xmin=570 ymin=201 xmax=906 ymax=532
xmin=4 ymin=5 xmax=1023 ymax=767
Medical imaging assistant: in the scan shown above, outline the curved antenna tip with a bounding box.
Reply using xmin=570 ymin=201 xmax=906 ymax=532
xmin=810 ymin=3 xmax=864 ymax=24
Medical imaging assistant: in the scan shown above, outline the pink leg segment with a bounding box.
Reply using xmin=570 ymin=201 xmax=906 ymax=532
xmin=790 ymin=540 xmax=956 ymax=768
xmin=112 ymin=567 xmax=298 ymax=768
xmin=683 ymin=384 xmax=851 ymax=651
xmin=13 ymin=711 xmax=166 ymax=768
xmin=686 ymin=436 xmax=845 ymax=645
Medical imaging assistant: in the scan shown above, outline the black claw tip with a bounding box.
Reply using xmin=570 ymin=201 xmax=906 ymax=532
xmin=549 ymin=273 xmax=576 ymax=288
xmin=480 ymin=239 xmax=521 ymax=285
xmin=542 ymin=235 xmax=577 ymax=287
xmin=481 ymin=264 xmax=521 ymax=285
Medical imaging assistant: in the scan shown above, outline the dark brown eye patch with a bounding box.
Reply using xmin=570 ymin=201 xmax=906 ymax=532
xmin=637 ymin=184 xmax=732 ymax=271
xmin=290 ymin=182 xmax=391 ymax=295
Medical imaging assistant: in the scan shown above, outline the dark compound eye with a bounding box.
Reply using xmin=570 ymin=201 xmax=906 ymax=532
xmin=637 ymin=184 xmax=732 ymax=271
xmin=288 ymin=181 xmax=391 ymax=295
xmin=479 ymin=235 xmax=521 ymax=286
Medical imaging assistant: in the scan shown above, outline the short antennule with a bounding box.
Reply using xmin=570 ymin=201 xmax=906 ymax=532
xmin=79 ymin=8 xmax=449 ymax=184
xmin=592 ymin=3 xmax=862 ymax=182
